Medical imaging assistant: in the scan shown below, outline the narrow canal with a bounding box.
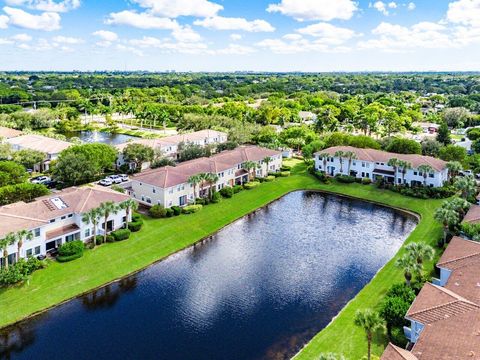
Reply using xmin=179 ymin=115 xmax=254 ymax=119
xmin=0 ymin=191 xmax=416 ymax=360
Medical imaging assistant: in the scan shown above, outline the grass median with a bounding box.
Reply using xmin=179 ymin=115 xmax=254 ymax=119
xmin=0 ymin=159 xmax=444 ymax=360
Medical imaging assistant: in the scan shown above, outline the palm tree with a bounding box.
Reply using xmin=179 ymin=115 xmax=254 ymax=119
xmin=120 ymin=199 xmax=138 ymax=227
xmin=446 ymin=161 xmax=462 ymax=181
xmin=405 ymin=242 xmax=435 ymax=272
xmin=398 ymin=160 xmax=412 ymax=185
xmin=188 ymin=174 xmax=202 ymax=204
xmin=434 ymin=206 xmax=459 ymax=246
xmin=263 ymin=156 xmax=273 ymax=176
xmin=198 ymin=173 xmax=210 ymax=198
xmin=344 ymin=151 xmax=357 ymax=175
xmin=454 ymin=175 xmax=476 ymax=199
xmin=395 ymin=254 xmax=421 ymax=286
xmin=243 ymin=161 xmax=258 ymax=181
xmin=317 ymin=152 xmax=329 ymax=173
xmin=16 ymin=229 xmax=33 ymax=261
xmin=353 ymin=309 xmax=386 ymax=360
xmin=82 ymin=208 xmax=101 ymax=247
xmin=334 ymin=150 xmax=345 ymax=173
xmin=387 ymin=158 xmax=400 ymax=184
xmin=98 ymin=202 xmax=119 ymax=244
xmin=417 ymin=164 xmax=434 ymax=186
xmin=0 ymin=233 xmax=16 ymax=269
xmin=444 ymin=196 xmax=470 ymax=217
xmin=206 ymin=173 xmax=219 ymax=199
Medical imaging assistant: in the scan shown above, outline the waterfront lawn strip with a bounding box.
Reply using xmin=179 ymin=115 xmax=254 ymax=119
xmin=0 ymin=160 xmax=444 ymax=359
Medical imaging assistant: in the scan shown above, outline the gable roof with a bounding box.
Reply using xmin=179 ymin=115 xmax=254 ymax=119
xmin=437 ymin=236 xmax=480 ymax=270
xmin=0 ymin=185 xmax=129 ymax=238
xmin=462 ymin=205 xmax=480 ymax=224
xmin=316 ymin=146 xmax=447 ymax=172
xmin=0 ymin=126 xmax=22 ymax=139
xmin=133 ymin=146 xmax=281 ymax=189
xmin=381 ymin=343 xmax=418 ymax=360
xmin=406 ymin=283 xmax=480 ymax=324
xmin=6 ymin=134 xmax=72 ymax=155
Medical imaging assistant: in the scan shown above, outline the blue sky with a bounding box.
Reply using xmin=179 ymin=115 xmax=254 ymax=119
xmin=0 ymin=0 xmax=479 ymax=71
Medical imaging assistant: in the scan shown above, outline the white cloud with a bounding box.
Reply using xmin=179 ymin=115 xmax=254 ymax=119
xmin=11 ymin=33 xmax=31 ymax=41
xmin=3 ymin=6 xmax=61 ymax=31
xmin=296 ymin=22 xmax=357 ymax=45
xmin=447 ymin=0 xmax=480 ymax=27
xmin=0 ymin=14 xmax=9 ymax=28
xmin=194 ymin=16 xmax=275 ymax=32
xmin=372 ymin=1 xmax=389 ymax=15
xmin=0 ymin=38 xmax=14 ymax=44
xmin=128 ymin=36 xmax=209 ymax=54
xmin=92 ymin=30 xmax=118 ymax=42
xmin=230 ymin=33 xmax=242 ymax=41
xmin=171 ymin=25 xmax=202 ymax=42
xmin=105 ymin=10 xmax=179 ymax=30
xmin=216 ymin=44 xmax=255 ymax=55
xmin=116 ymin=44 xmax=143 ymax=57
xmin=407 ymin=2 xmax=416 ymax=11
xmin=257 ymin=35 xmax=351 ymax=54
xmin=4 ymin=0 xmax=80 ymax=13
xmin=388 ymin=2 xmax=397 ymax=9
xmin=266 ymin=0 xmax=358 ymax=21
xmin=52 ymin=35 xmax=83 ymax=44
xmin=131 ymin=0 xmax=222 ymax=18
xmin=358 ymin=21 xmax=453 ymax=51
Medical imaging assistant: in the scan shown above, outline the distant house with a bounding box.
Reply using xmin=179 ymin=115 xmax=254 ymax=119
xmin=315 ymin=146 xmax=449 ymax=187
xmin=0 ymin=186 xmax=130 ymax=265
xmin=6 ymin=134 xmax=72 ymax=171
xmin=0 ymin=126 xmax=22 ymax=139
xmin=129 ymin=146 xmax=282 ymax=208
xmin=115 ymin=129 xmax=228 ymax=170
xmin=298 ymin=111 xmax=317 ymax=125
xmin=413 ymin=122 xmax=440 ymax=134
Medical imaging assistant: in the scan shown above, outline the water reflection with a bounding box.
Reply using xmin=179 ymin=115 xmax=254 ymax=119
xmin=1 ymin=191 xmax=416 ymax=360
xmin=64 ymin=131 xmax=135 ymax=145
xmin=0 ymin=322 xmax=36 ymax=359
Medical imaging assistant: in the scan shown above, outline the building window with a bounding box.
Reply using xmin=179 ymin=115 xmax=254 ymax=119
xmin=146 ymin=197 xmax=152 ymax=204
xmin=429 ymin=173 xmax=434 ymax=178
xmin=34 ymin=228 xmax=40 ymax=237
xmin=85 ymin=228 xmax=90 ymax=238
xmin=35 ymin=246 xmax=41 ymax=255
xmin=49 ymin=219 xmax=55 ymax=223
xmin=26 ymin=248 xmax=33 ymax=257
xmin=362 ymin=162 xmax=365 ymax=167
xmin=68 ymin=214 xmax=73 ymax=218
xmin=61 ymin=216 xmax=66 ymax=220
xmin=414 ymin=171 xmax=418 ymax=176
xmin=153 ymin=188 xmax=156 ymax=193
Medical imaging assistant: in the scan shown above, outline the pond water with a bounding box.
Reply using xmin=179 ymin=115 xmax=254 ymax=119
xmin=64 ymin=131 xmax=135 ymax=145
xmin=0 ymin=191 xmax=416 ymax=360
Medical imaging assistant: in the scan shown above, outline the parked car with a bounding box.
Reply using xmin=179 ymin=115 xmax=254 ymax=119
xmin=99 ymin=178 xmax=113 ymax=186
xmin=459 ymin=170 xmax=473 ymax=177
xmin=119 ymin=174 xmax=129 ymax=182
xmin=107 ymin=175 xmax=122 ymax=184
xmin=31 ymin=176 xmax=51 ymax=184
xmin=42 ymin=180 xmax=58 ymax=189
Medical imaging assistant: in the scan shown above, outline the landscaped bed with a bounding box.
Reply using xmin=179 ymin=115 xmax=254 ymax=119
xmin=0 ymin=159 xmax=444 ymax=359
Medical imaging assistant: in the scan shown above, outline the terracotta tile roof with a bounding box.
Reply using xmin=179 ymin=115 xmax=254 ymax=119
xmin=406 ymin=283 xmax=480 ymax=324
xmin=133 ymin=146 xmax=281 ymax=189
xmin=0 ymin=126 xmax=22 ymax=139
xmin=444 ymin=263 xmax=480 ymax=306
xmin=115 ymin=130 xmax=227 ymax=152
xmin=381 ymin=343 xmax=418 ymax=360
xmin=437 ymin=237 xmax=480 ymax=270
xmin=46 ymin=224 xmax=80 ymax=240
xmin=411 ymin=309 xmax=480 ymax=360
xmin=316 ymin=146 xmax=447 ymax=172
xmin=0 ymin=185 xmax=129 ymax=238
xmin=463 ymin=205 xmax=480 ymax=224
xmin=6 ymin=134 xmax=72 ymax=155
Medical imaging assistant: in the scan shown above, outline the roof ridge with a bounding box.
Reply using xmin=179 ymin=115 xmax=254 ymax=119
xmin=78 ymin=187 xmax=94 ymax=213
xmin=0 ymin=212 xmax=48 ymax=224
xmin=438 ymin=252 xmax=480 ymax=268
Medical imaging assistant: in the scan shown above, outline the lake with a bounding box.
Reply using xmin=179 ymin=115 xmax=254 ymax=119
xmin=0 ymin=191 xmax=416 ymax=360
xmin=64 ymin=131 xmax=135 ymax=145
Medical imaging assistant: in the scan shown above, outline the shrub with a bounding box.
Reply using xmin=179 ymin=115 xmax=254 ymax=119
xmin=57 ymin=240 xmax=84 ymax=262
xmin=111 ymin=229 xmax=131 ymax=241
xmin=389 ymin=184 xmax=456 ymax=199
xmin=182 ymin=204 xmax=203 ymax=214
xmin=281 ymin=165 xmax=291 ymax=171
xmin=461 ymin=222 xmax=480 ymax=240
xmin=171 ymin=206 xmax=182 ymax=216
xmin=390 ymin=326 xmax=408 ymax=348
xmin=265 ymin=175 xmax=275 ymax=182
xmin=314 ymin=171 xmax=329 ymax=183
xmin=361 ymin=177 xmax=372 ymax=185
xmin=280 ymin=171 xmax=290 ymax=177
xmin=244 ymin=181 xmax=260 ymax=190
xmin=211 ymin=191 xmax=221 ymax=203
xmin=165 ymin=208 xmax=174 ymax=217
xmin=128 ymin=221 xmax=143 ymax=232
xmin=195 ymin=198 xmax=206 ymax=205
xmin=268 ymin=171 xmax=281 ymax=177
xmin=233 ymin=185 xmax=243 ymax=193
xmin=0 ymin=257 xmax=46 ymax=287
xmin=149 ymin=204 xmax=167 ymax=218
xmin=386 ymin=283 xmax=416 ymax=302
xmin=131 ymin=213 xmax=142 ymax=223
xmin=335 ymin=174 xmax=356 ymax=183
xmin=57 ymin=252 xmax=84 ymax=263
xmin=111 ymin=185 xmax=125 ymax=194
xmin=220 ymin=187 xmax=234 ymax=198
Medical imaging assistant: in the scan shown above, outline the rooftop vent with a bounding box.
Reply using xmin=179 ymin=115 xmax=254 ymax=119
xmin=50 ymin=197 xmax=68 ymax=210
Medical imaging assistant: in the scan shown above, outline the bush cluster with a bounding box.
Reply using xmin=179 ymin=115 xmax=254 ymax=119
xmin=128 ymin=221 xmax=143 ymax=232
xmin=111 ymin=229 xmax=131 ymax=241
xmin=361 ymin=177 xmax=372 ymax=185
xmin=149 ymin=204 xmax=167 ymax=218
xmin=265 ymin=175 xmax=275 ymax=182
xmin=182 ymin=204 xmax=203 ymax=214
xmin=279 ymin=171 xmax=290 ymax=177
xmin=57 ymin=240 xmax=84 ymax=262
xmin=0 ymin=257 xmax=46 ymax=287
xmin=244 ymin=181 xmax=260 ymax=190
xmin=385 ymin=183 xmax=456 ymax=199
xmin=268 ymin=171 xmax=281 ymax=178
xmin=334 ymin=174 xmax=356 ymax=183
xmin=220 ymin=187 xmax=234 ymax=198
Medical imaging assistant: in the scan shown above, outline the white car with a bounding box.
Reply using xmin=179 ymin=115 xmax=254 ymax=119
xmin=99 ymin=178 xmax=113 ymax=186
xmin=107 ymin=175 xmax=122 ymax=184
xmin=119 ymin=174 xmax=129 ymax=182
xmin=31 ymin=176 xmax=51 ymax=184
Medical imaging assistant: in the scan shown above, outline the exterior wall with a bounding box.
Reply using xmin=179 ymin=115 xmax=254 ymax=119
xmin=9 ymin=143 xmax=57 ymax=172
xmin=404 ymin=318 xmax=425 ymax=343
xmin=1 ymin=208 xmax=128 ymax=263
xmin=314 ymin=154 xmax=448 ymax=187
xmin=131 ymin=154 xmax=283 ymax=208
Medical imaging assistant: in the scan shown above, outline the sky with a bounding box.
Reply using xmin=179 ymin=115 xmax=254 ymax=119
xmin=0 ymin=0 xmax=479 ymax=72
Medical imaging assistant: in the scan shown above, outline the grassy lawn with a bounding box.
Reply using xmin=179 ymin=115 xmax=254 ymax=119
xmin=0 ymin=159 xmax=444 ymax=359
